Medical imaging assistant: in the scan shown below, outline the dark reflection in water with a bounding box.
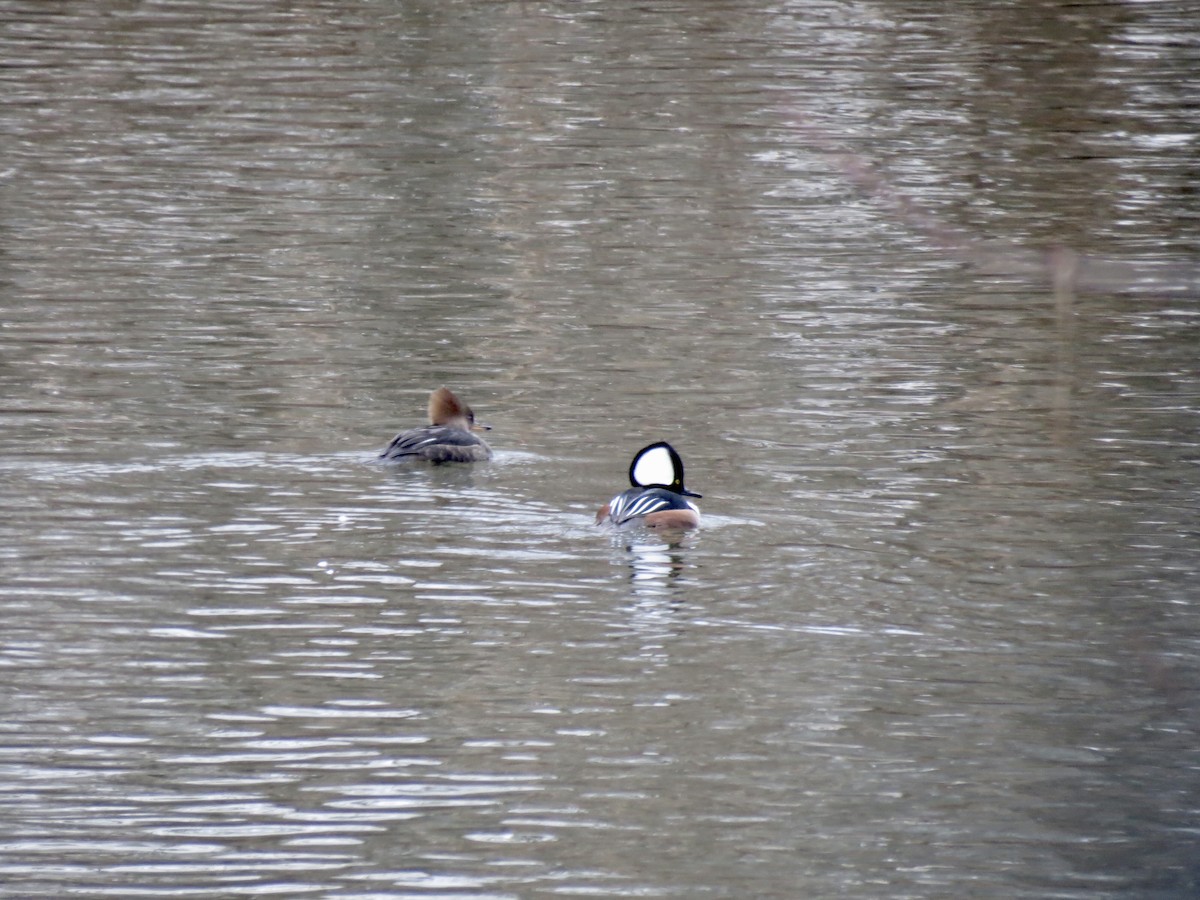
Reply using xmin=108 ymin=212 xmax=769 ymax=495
xmin=1 ymin=0 xmax=1199 ymax=897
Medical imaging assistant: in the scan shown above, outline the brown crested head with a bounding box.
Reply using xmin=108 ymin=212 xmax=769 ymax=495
xmin=427 ymin=387 xmax=490 ymax=431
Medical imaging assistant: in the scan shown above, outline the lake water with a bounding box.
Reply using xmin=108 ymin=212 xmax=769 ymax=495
xmin=2 ymin=1 xmax=1198 ymax=897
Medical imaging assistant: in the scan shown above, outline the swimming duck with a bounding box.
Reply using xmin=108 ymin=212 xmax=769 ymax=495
xmin=379 ymin=387 xmax=492 ymax=463
xmin=596 ymin=441 xmax=701 ymax=529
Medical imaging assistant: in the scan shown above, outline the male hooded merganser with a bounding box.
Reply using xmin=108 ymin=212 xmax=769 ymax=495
xmin=596 ymin=441 xmax=702 ymax=529
xmin=379 ymin=387 xmax=492 ymax=463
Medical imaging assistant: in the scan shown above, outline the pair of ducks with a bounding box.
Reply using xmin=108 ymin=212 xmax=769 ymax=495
xmin=380 ymin=387 xmax=701 ymax=529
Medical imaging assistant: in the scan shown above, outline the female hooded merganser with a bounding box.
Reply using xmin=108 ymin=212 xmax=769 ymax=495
xmin=379 ymin=387 xmax=492 ymax=463
xmin=596 ymin=441 xmax=702 ymax=529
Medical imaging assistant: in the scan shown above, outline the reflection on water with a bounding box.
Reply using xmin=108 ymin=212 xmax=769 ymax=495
xmin=2 ymin=0 xmax=1199 ymax=897
xmin=612 ymin=530 xmax=696 ymax=602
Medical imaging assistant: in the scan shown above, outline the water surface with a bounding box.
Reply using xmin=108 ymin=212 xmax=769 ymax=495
xmin=2 ymin=1 xmax=1198 ymax=897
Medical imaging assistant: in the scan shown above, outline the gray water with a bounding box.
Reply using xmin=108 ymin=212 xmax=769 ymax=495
xmin=2 ymin=1 xmax=1199 ymax=897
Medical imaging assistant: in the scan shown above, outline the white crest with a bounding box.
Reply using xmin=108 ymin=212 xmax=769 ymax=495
xmin=632 ymin=444 xmax=676 ymax=487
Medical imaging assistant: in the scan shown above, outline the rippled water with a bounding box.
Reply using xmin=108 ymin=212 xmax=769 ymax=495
xmin=2 ymin=1 xmax=1199 ymax=897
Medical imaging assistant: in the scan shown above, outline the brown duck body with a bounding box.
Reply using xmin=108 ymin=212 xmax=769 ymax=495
xmin=380 ymin=387 xmax=492 ymax=463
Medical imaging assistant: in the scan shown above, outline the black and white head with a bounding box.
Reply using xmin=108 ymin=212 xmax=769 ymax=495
xmin=628 ymin=441 xmax=702 ymax=498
